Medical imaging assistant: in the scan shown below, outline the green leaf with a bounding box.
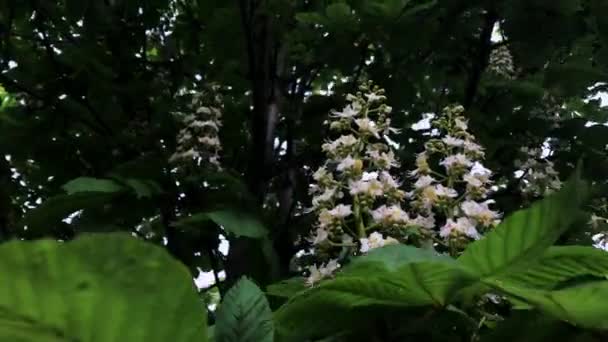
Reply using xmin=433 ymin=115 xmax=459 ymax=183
xmin=19 ymin=192 xmax=119 ymax=237
xmin=501 ymin=246 xmax=608 ymax=289
xmin=295 ymin=12 xmax=325 ymax=25
xmin=122 ymin=178 xmax=163 ymax=199
xmin=174 ymin=209 xmax=268 ymax=238
xmin=266 ymin=277 xmax=307 ymax=299
xmin=0 ymin=233 xmax=207 ymax=341
xmin=274 ymin=245 xmax=476 ymax=340
xmin=62 ymin=177 xmax=124 ymax=195
xmin=480 ymin=310 xmax=596 ymax=342
xmin=504 ymin=281 xmax=608 ymax=330
xmin=325 ymin=3 xmax=352 ymax=22
xmin=274 ymin=279 xmax=399 ymax=340
xmin=215 ymin=277 xmax=274 ymax=342
xmin=458 ymin=170 xmax=588 ymax=279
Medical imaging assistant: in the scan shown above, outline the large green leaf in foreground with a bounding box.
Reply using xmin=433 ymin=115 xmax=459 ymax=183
xmin=0 ymin=233 xmax=207 ymax=342
xmin=458 ymin=170 xmax=588 ymax=280
xmin=274 ymin=245 xmax=476 ymax=340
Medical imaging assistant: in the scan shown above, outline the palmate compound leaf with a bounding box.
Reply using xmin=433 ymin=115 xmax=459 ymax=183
xmin=458 ymin=168 xmax=588 ymax=280
xmin=274 ymin=244 xmax=477 ymax=341
xmin=498 ymin=281 xmax=608 ymax=330
xmin=214 ymin=277 xmax=274 ymax=342
xmin=0 ymin=233 xmax=207 ymax=342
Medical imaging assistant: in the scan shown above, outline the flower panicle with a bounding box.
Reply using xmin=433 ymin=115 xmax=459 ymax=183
xmin=408 ymin=104 xmax=500 ymax=250
xmin=170 ymin=88 xmax=224 ymax=170
xmin=304 ymin=81 xmax=410 ymax=286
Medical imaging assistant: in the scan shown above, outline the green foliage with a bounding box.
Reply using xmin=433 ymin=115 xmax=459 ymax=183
xmin=503 ymin=246 xmax=608 ymax=289
xmin=214 ymin=277 xmax=274 ymax=342
xmin=1 ymin=0 xmax=608 ymax=340
xmin=274 ymin=245 xmax=478 ymax=340
xmin=0 ymin=233 xmax=207 ymax=341
xmin=18 ymin=192 xmax=119 ymax=237
xmin=272 ymin=171 xmax=601 ymax=339
xmin=458 ymin=170 xmax=588 ymax=279
xmin=173 ymin=209 xmax=268 ymax=238
xmin=62 ymin=177 xmax=124 ymax=194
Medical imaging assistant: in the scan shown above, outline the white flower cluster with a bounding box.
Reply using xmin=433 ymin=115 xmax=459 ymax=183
xmin=408 ymin=105 xmax=501 ymax=248
xmin=589 ymin=199 xmax=608 ymax=252
xmin=169 ymin=89 xmax=223 ymax=169
xmin=514 ymin=147 xmax=562 ymax=197
xmin=488 ymin=45 xmax=515 ymax=79
xmin=529 ymin=93 xmax=565 ymax=129
xmin=305 ymin=81 xmax=407 ymax=285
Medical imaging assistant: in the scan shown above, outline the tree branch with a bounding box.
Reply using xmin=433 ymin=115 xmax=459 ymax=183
xmin=464 ymin=10 xmax=498 ymax=108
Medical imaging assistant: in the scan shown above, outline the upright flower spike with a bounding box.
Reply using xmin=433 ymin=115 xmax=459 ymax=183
xmin=170 ymin=86 xmax=224 ymax=170
xmin=488 ymin=45 xmax=516 ymax=79
xmin=514 ymin=146 xmax=562 ymax=197
xmin=304 ymin=81 xmax=409 ymax=286
xmin=408 ymin=104 xmax=500 ymax=253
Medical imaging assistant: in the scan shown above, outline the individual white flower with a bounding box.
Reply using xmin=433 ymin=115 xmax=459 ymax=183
xmin=463 ymin=166 xmax=491 ymax=189
xmin=454 ymin=117 xmax=468 ymax=130
xmin=349 ymin=178 xmax=384 ymax=198
xmin=440 ymin=217 xmax=479 ymax=239
xmin=313 ymin=166 xmax=330 ymax=181
xmin=332 ymin=104 xmax=360 ymax=118
xmin=442 ymin=135 xmax=465 ymax=147
xmin=411 ymin=152 xmax=431 ymax=176
xmin=367 ymin=149 xmax=399 ymax=168
xmin=312 ymin=187 xmax=337 ymax=208
xmin=336 ymin=134 xmax=359 ymax=147
xmin=371 ymin=205 xmax=410 ymax=225
xmin=420 ymin=186 xmax=439 ymax=208
xmin=440 ymin=153 xmax=472 ymax=170
xmin=434 ymin=184 xmax=458 ymax=198
xmin=463 ymin=173 xmax=483 ymax=188
xmin=305 ymin=265 xmax=323 ymax=286
xmin=412 ymin=214 xmax=436 ymax=229
xmin=593 ymin=233 xmax=608 ymax=251
xmin=309 ymin=227 xmax=329 ymax=245
xmin=359 ymin=231 xmax=398 ymax=253
xmin=328 ymin=204 xmax=353 ymax=218
xmin=336 ymin=155 xmax=357 ymax=172
xmin=320 ymin=259 xmax=341 ymax=276
xmin=361 ymin=171 xmax=379 ymax=181
xmin=379 ymin=171 xmax=400 ymax=189
xmin=463 ymin=140 xmax=484 ymax=156
xmin=355 ymin=118 xmax=380 ymax=137
xmin=305 ymin=259 xmax=341 ymax=286
xmin=322 ymin=140 xmax=339 ymax=154
xmin=414 ymin=175 xmax=436 ymax=189
xmin=461 ymin=200 xmax=500 ymax=226
xmin=318 ymin=209 xmax=334 ymax=228
xmin=365 ymin=92 xmax=385 ymax=103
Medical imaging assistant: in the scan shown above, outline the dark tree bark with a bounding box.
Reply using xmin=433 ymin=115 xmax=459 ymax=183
xmin=225 ymin=0 xmax=285 ymax=287
xmin=464 ymin=10 xmax=498 ymax=108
